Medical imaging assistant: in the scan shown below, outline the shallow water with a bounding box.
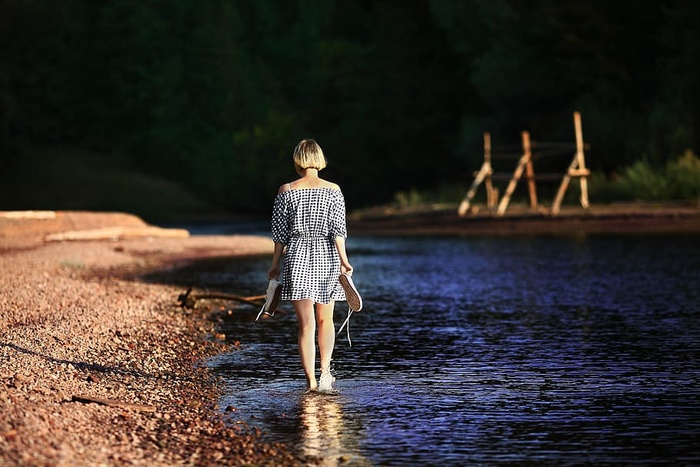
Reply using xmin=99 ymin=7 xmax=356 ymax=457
xmin=151 ymin=233 xmax=700 ymax=465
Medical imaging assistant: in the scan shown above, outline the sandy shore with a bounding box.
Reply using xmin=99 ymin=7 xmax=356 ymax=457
xmin=2 ymin=204 xmax=698 ymax=465
xmin=0 ymin=213 xmax=309 ymax=466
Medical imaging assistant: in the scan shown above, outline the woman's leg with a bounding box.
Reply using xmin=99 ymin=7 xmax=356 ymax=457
xmin=315 ymin=301 xmax=335 ymax=375
xmin=293 ymin=299 xmax=317 ymax=389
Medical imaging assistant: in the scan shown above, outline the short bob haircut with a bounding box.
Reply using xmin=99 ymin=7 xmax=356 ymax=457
xmin=293 ymin=139 xmax=327 ymax=174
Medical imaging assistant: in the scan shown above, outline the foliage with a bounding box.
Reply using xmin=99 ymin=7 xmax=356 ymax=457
xmin=666 ymin=151 xmax=700 ymax=199
xmin=394 ymin=183 xmax=465 ymax=208
xmin=589 ymin=151 xmax=700 ymax=202
xmin=0 ymin=0 xmax=698 ymax=215
xmin=394 ymin=188 xmax=424 ymax=209
xmin=0 ymin=147 xmax=213 ymax=221
xmin=398 ymin=152 xmax=700 ymax=209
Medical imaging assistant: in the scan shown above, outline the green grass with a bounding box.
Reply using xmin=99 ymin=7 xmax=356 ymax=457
xmin=586 ymin=150 xmax=700 ymax=203
xmin=393 ymin=183 xmax=464 ymax=209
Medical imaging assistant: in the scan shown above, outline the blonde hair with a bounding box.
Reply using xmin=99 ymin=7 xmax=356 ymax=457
xmin=293 ymin=139 xmax=327 ymax=174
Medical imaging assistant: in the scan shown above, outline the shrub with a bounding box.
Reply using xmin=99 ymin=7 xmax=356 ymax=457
xmin=620 ymin=160 xmax=669 ymax=200
xmin=666 ymin=150 xmax=700 ymax=200
xmin=394 ymin=188 xmax=424 ymax=208
xmin=588 ymin=151 xmax=700 ymax=202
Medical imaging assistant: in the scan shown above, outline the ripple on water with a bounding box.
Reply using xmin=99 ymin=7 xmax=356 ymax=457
xmin=150 ymin=234 xmax=700 ymax=464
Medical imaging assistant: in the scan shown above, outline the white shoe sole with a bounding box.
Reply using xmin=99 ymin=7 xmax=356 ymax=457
xmin=339 ymin=274 xmax=362 ymax=311
xmin=256 ymin=280 xmax=282 ymax=321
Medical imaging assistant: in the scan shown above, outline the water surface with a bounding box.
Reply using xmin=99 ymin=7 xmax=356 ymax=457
xmin=153 ymin=233 xmax=700 ymax=465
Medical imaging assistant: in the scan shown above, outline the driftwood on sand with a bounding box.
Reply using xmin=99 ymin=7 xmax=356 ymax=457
xmin=177 ymin=288 xmax=265 ymax=309
xmin=71 ymin=395 xmax=156 ymax=413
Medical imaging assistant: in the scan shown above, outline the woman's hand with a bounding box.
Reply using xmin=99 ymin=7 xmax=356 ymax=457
xmin=334 ymin=237 xmax=353 ymax=276
xmin=267 ymin=264 xmax=280 ymax=280
xmin=268 ymin=243 xmax=284 ymax=280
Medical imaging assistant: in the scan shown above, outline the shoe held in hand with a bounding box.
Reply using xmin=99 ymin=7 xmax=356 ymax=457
xmin=256 ymin=279 xmax=282 ymax=321
xmin=339 ymin=273 xmax=362 ymax=311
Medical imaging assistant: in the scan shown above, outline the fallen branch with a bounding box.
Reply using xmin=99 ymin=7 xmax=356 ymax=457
xmin=71 ymin=395 xmax=156 ymax=412
xmin=177 ymin=288 xmax=264 ymax=309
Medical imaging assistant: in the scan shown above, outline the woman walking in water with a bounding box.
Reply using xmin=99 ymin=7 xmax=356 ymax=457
xmin=267 ymin=139 xmax=353 ymax=391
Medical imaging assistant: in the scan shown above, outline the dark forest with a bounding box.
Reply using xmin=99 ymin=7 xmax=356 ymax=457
xmin=1 ymin=0 xmax=698 ymax=218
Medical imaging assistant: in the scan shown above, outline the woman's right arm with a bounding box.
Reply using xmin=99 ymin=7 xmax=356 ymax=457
xmin=330 ymin=190 xmax=352 ymax=275
xmin=334 ymin=236 xmax=353 ymax=276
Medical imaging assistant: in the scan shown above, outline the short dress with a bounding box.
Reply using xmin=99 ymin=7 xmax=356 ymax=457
xmin=271 ymin=187 xmax=348 ymax=303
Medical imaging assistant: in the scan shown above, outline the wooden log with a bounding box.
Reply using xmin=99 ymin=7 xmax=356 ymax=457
xmin=458 ymin=132 xmax=493 ymax=216
xmin=568 ymin=168 xmax=591 ymax=177
xmin=177 ymin=288 xmax=265 ymax=309
xmin=574 ymin=111 xmax=590 ymax=208
xmin=0 ymin=210 xmax=56 ymax=219
xmin=552 ymin=157 xmax=577 ymax=215
xmin=497 ymin=152 xmax=529 ymax=216
xmin=44 ymin=226 xmax=189 ymax=242
xmin=71 ymin=394 xmax=156 ymax=412
xmin=523 ymin=131 xmax=538 ymax=209
xmin=484 ymin=133 xmax=496 ymax=208
xmin=488 ymin=187 xmax=499 ymax=207
xmin=457 ymin=162 xmax=492 ymax=216
xmin=552 ymin=112 xmax=591 ymax=215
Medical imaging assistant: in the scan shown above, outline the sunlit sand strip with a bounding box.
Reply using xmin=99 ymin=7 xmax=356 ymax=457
xmin=0 ymin=210 xmax=57 ymax=219
xmin=45 ymin=226 xmax=189 ymax=242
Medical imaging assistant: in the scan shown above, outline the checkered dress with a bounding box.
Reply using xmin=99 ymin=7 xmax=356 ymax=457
xmin=271 ymin=188 xmax=347 ymax=303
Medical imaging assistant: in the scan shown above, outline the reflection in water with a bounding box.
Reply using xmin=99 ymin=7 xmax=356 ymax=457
xmin=149 ymin=234 xmax=700 ymax=464
xmin=300 ymin=393 xmax=342 ymax=459
xmin=298 ymin=392 xmax=368 ymax=466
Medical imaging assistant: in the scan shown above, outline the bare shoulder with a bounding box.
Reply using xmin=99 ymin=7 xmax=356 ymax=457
xmin=278 ymin=183 xmax=292 ymax=194
xmin=320 ymin=179 xmax=341 ymax=191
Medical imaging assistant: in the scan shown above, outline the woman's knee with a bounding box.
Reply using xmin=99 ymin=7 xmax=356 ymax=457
xmin=298 ymin=318 xmax=315 ymax=334
xmin=315 ymin=302 xmax=334 ymax=318
xmin=294 ymin=300 xmax=314 ymax=319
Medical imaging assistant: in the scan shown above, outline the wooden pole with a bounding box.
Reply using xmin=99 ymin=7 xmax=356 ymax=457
xmin=523 ymin=131 xmax=538 ymax=209
xmin=552 ymin=111 xmax=590 ymax=215
xmin=552 ymin=158 xmax=575 ymax=215
xmin=497 ymin=141 xmax=529 ymax=216
xmin=457 ymin=132 xmax=493 ymax=216
xmin=484 ymin=132 xmax=495 ymax=208
xmin=490 ymin=187 xmax=499 ymax=207
xmin=574 ymin=111 xmax=590 ymax=208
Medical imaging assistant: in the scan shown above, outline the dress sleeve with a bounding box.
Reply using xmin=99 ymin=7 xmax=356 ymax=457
xmin=271 ymin=193 xmax=290 ymax=245
xmin=329 ymin=191 xmax=348 ymax=239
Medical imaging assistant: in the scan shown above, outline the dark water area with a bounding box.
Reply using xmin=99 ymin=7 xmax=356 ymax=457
xmin=148 ymin=232 xmax=700 ymax=465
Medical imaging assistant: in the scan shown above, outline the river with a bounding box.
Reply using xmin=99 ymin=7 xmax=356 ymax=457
xmin=151 ymin=230 xmax=700 ymax=465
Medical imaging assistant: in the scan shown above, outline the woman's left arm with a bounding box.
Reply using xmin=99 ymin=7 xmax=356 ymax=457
xmin=268 ymin=242 xmax=285 ymax=279
xmin=334 ymin=236 xmax=353 ymax=275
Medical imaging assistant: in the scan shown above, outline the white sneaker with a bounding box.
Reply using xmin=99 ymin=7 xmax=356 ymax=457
xmin=318 ymin=370 xmax=335 ymax=392
xmin=339 ymin=273 xmax=362 ymax=311
xmin=255 ymin=279 xmax=282 ymax=321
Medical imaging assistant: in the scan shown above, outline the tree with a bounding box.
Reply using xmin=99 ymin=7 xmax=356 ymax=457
xmin=0 ymin=0 xmax=88 ymax=157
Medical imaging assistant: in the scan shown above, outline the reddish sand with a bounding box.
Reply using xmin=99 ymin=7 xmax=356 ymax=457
xmin=1 ymin=205 xmax=698 ymax=465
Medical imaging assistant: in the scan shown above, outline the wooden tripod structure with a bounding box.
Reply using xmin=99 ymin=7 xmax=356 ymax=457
xmin=457 ymin=132 xmax=494 ymax=216
xmin=457 ymin=111 xmax=590 ymax=217
xmin=552 ymin=112 xmax=590 ymax=214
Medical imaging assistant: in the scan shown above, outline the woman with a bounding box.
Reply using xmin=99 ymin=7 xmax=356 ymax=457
xmin=267 ymin=139 xmax=353 ymax=391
